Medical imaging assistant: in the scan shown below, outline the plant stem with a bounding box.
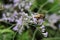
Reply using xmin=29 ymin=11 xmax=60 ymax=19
xmin=8 ymin=24 xmax=16 ymax=29
xmin=32 ymin=28 xmax=38 ymax=40
xmin=13 ymin=32 xmax=17 ymax=40
xmin=37 ymin=1 xmax=48 ymax=13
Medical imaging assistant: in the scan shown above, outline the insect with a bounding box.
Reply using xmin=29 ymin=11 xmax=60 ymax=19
xmin=34 ymin=14 xmax=45 ymax=19
xmin=34 ymin=14 xmax=45 ymax=24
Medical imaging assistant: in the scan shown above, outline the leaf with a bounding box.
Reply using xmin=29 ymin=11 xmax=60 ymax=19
xmin=16 ymin=31 xmax=31 ymax=40
xmin=30 ymin=0 xmax=47 ymax=11
xmin=0 ymin=29 xmax=14 ymax=40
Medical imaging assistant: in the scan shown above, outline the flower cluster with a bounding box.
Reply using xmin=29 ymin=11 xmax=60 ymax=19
xmin=0 ymin=0 xmax=48 ymax=37
xmin=0 ymin=0 xmax=32 ymax=34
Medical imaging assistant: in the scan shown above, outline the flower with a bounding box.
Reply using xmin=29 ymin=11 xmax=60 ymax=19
xmin=4 ymin=4 xmax=12 ymax=9
xmin=42 ymin=29 xmax=45 ymax=32
xmin=13 ymin=0 xmax=20 ymax=7
xmin=7 ymin=17 xmax=15 ymax=22
xmin=59 ymin=24 xmax=60 ymax=29
xmin=13 ymin=0 xmax=20 ymax=3
xmin=29 ymin=2 xmax=32 ymax=6
xmin=47 ymin=0 xmax=54 ymax=3
xmin=13 ymin=26 xmax=18 ymax=31
xmin=38 ymin=19 xmax=44 ymax=25
xmin=21 ymin=9 xmax=24 ymax=12
xmin=6 ymin=12 xmax=11 ymax=17
xmin=13 ymin=11 xmax=18 ymax=16
xmin=16 ymin=16 xmax=23 ymax=25
xmin=32 ymin=16 xmax=37 ymax=24
xmin=40 ymin=25 xmax=45 ymax=29
xmin=13 ymin=16 xmax=23 ymax=31
xmin=48 ymin=14 xmax=59 ymax=23
xmin=2 ymin=13 xmax=8 ymax=21
xmin=21 ymin=1 xmax=25 ymax=7
xmin=25 ymin=5 xmax=30 ymax=10
xmin=42 ymin=32 xmax=48 ymax=37
xmin=14 ymin=3 xmax=19 ymax=7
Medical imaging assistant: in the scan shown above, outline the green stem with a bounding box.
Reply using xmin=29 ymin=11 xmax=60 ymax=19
xmin=32 ymin=28 xmax=38 ymax=40
xmin=37 ymin=1 xmax=48 ymax=13
xmin=48 ymin=4 xmax=60 ymax=12
xmin=8 ymin=24 xmax=16 ymax=29
xmin=13 ymin=32 xmax=17 ymax=40
xmin=2 ymin=21 xmax=12 ymax=25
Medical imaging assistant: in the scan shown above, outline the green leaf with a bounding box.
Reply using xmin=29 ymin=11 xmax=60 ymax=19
xmin=0 ymin=29 xmax=14 ymax=40
xmin=16 ymin=31 xmax=31 ymax=40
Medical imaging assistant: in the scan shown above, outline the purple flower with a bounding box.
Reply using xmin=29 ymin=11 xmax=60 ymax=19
xmin=2 ymin=13 xmax=8 ymax=21
xmin=32 ymin=14 xmax=37 ymax=24
xmin=25 ymin=5 xmax=30 ymax=9
xmin=16 ymin=16 xmax=23 ymax=25
xmin=2 ymin=13 xmax=6 ymax=18
xmin=4 ymin=4 xmax=12 ymax=9
xmin=13 ymin=0 xmax=20 ymax=3
xmin=7 ymin=17 xmax=15 ymax=22
xmin=13 ymin=26 xmax=18 ymax=31
xmin=48 ymin=14 xmax=59 ymax=23
xmin=38 ymin=19 xmax=44 ymax=25
xmin=13 ymin=11 xmax=18 ymax=16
